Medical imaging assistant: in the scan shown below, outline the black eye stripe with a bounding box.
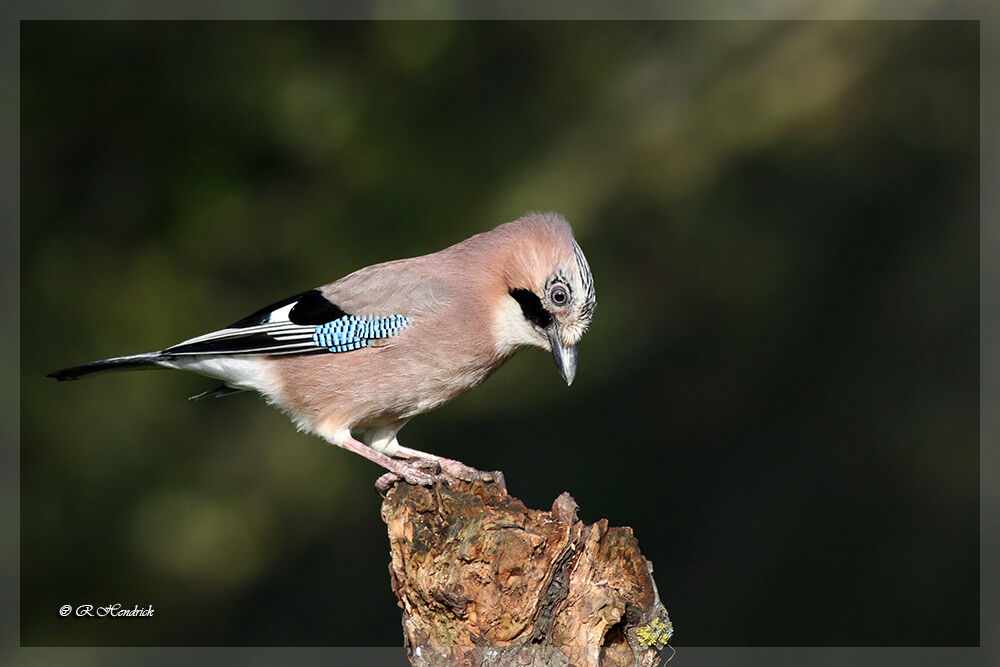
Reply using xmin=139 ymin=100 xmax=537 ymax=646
xmin=509 ymin=289 xmax=552 ymax=329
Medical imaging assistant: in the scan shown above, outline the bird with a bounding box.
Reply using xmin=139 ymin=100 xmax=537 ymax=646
xmin=48 ymin=212 xmax=597 ymax=489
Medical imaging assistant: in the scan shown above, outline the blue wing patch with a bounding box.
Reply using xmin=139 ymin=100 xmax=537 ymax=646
xmin=312 ymin=315 xmax=412 ymax=353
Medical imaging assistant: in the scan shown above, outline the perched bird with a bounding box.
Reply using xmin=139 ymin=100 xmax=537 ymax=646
xmin=49 ymin=212 xmax=596 ymax=488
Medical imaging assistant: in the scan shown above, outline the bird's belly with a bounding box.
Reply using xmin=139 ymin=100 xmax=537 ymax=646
xmin=266 ymin=347 xmax=504 ymax=432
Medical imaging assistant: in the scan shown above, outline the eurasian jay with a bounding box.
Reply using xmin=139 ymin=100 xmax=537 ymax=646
xmin=48 ymin=212 xmax=597 ymax=488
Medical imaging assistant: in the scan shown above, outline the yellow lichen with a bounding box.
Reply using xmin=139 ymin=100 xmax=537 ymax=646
xmin=634 ymin=616 xmax=673 ymax=647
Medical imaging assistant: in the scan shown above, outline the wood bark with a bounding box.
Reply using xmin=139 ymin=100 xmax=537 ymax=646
xmin=381 ymin=476 xmax=673 ymax=667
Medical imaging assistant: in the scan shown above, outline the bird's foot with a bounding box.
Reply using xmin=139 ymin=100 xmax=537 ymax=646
xmin=384 ymin=445 xmax=505 ymax=488
xmin=427 ymin=457 xmax=505 ymax=486
xmin=375 ymin=459 xmax=447 ymax=494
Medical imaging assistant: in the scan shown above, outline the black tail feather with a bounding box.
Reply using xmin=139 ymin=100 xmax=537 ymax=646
xmin=47 ymin=353 xmax=166 ymax=381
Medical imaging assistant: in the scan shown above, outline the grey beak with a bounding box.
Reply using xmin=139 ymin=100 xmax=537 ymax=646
xmin=548 ymin=327 xmax=578 ymax=386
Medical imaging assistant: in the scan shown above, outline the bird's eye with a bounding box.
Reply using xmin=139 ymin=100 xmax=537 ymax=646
xmin=550 ymin=285 xmax=569 ymax=306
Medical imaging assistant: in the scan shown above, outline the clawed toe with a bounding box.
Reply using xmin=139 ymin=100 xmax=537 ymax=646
xmin=375 ymin=456 xmax=504 ymax=494
xmin=375 ymin=472 xmax=402 ymax=495
xmin=435 ymin=458 xmax=503 ymax=484
xmin=409 ymin=458 xmax=443 ymax=474
xmin=403 ymin=468 xmax=448 ymax=487
xmin=482 ymin=469 xmax=505 ymax=486
xmin=375 ymin=463 xmax=448 ymax=494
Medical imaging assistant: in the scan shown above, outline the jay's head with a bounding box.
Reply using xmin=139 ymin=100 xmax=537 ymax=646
xmin=490 ymin=213 xmax=596 ymax=386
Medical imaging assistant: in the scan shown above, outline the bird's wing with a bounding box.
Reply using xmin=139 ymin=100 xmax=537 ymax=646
xmin=164 ymin=289 xmax=412 ymax=357
xmin=318 ymin=255 xmax=454 ymax=318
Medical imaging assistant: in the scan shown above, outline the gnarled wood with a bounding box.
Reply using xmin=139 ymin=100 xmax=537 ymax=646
xmin=381 ymin=476 xmax=672 ymax=666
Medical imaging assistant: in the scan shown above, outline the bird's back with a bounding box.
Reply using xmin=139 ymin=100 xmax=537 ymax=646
xmin=269 ymin=239 xmax=510 ymax=432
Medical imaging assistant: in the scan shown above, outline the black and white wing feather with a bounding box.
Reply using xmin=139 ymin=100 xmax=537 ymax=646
xmin=164 ymin=289 xmax=347 ymax=357
xmin=164 ymin=289 xmax=412 ymax=357
xmin=48 ymin=289 xmax=412 ymax=383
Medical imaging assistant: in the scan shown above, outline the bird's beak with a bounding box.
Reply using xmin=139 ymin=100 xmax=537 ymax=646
xmin=547 ymin=326 xmax=578 ymax=386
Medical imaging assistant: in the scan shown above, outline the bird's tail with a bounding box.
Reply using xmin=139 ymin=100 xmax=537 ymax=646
xmin=47 ymin=352 xmax=167 ymax=381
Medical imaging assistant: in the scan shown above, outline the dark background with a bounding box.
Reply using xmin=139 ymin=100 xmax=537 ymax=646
xmin=20 ymin=21 xmax=978 ymax=646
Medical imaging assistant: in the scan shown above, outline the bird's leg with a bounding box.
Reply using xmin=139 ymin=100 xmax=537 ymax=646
xmin=365 ymin=427 xmax=503 ymax=486
xmin=392 ymin=444 xmax=505 ymax=486
xmin=331 ymin=434 xmax=448 ymax=490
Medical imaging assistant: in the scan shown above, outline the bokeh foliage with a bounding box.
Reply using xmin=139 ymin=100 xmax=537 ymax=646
xmin=21 ymin=21 xmax=977 ymax=646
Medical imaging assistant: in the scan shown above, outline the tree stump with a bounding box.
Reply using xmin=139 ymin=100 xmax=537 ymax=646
xmin=381 ymin=476 xmax=673 ymax=667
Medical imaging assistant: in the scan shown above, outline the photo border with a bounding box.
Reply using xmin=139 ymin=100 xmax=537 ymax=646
xmin=5 ymin=2 xmax=993 ymax=665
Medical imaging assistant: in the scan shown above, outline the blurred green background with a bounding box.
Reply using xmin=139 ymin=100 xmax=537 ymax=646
xmin=21 ymin=21 xmax=977 ymax=646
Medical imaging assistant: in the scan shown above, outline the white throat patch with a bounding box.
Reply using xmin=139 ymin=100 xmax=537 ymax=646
xmin=492 ymin=294 xmax=548 ymax=357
